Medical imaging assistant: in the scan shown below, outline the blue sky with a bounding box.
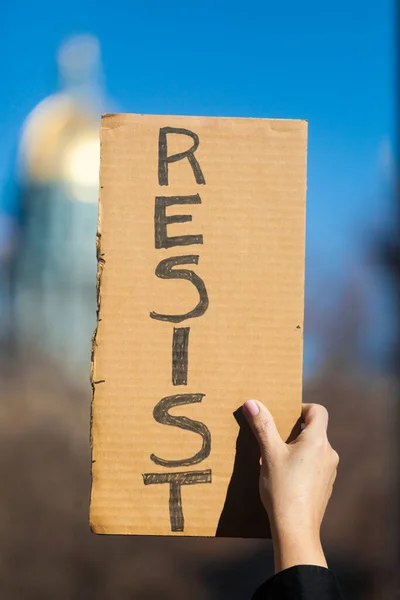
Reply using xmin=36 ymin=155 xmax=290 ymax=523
xmin=0 ymin=0 xmax=395 ymax=371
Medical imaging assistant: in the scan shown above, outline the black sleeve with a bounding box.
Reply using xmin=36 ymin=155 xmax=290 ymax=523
xmin=252 ymin=565 xmax=345 ymax=599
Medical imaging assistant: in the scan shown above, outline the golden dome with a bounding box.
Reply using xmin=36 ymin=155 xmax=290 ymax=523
xmin=19 ymin=93 xmax=99 ymax=184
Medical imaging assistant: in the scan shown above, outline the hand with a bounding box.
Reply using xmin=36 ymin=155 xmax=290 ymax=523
xmin=243 ymin=400 xmax=339 ymax=572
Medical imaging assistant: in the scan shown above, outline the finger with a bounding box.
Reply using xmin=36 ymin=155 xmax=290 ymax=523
xmin=242 ymin=400 xmax=284 ymax=459
xmin=301 ymin=403 xmax=329 ymax=437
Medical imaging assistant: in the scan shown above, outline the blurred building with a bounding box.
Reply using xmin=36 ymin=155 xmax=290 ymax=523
xmin=10 ymin=35 xmax=104 ymax=384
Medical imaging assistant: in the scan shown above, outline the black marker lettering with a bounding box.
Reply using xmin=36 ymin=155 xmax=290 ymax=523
xmin=150 ymin=393 xmax=211 ymax=467
xmin=154 ymin=195 xmax=203 ymax=249
xmin=149 ymin=255 xmax=209 ymax=323
xmin=143 ymin=470 xmax=212 ymax=532
xmin=172 ymin=327 xmax=190 ymax=385
xmin=145 ymin=126 xmax=210 ymax=533
xmin=158 ymin=127 xmax=205 ymax=186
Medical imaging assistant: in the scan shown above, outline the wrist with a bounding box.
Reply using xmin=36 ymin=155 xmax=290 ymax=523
xmin=270 ymin=522 xmax=327 ymax=573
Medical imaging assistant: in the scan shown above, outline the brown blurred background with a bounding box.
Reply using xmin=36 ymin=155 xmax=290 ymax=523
xmin=0 ymin=8 xmax=397 ymax=599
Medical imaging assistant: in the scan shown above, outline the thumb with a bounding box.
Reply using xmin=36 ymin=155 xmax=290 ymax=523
xmin=243 ymin=400 xmax=283 ymax=460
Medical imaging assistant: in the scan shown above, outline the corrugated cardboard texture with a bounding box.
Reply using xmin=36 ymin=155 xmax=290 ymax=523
xmin=90 ymin=114 xmax=307 ymax=537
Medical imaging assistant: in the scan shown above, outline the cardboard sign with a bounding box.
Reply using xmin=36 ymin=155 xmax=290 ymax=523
xmin=90 ymin=114 xmax=307 ymax=537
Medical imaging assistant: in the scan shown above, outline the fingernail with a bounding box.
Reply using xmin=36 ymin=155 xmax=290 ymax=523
xmin=243 ymin=400 xmax=260 ymax=417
